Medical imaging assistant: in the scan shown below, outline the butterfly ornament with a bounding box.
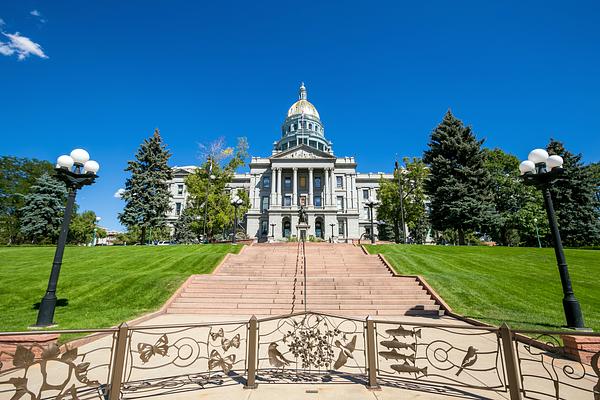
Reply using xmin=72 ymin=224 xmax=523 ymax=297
xmin=208 ymin=349 xmax=236 ymax=374
xmin=137 ymin=334 xmax=169 ymax=363
xmin=221 ymin=334 xmax=240 ymax=352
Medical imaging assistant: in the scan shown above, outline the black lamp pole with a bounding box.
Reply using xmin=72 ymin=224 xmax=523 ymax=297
xmin=270 ymin=223 xmax=275 ymax=238
xmin=330 ymin=223 xmax=335 ymax=242
xmin=232 ymin=204 xmax=238 ymax=244
xmin=521 ymin=156 xmax=585 ymax=329
xmin=34 ymin=154 xmax=98 ymax=327
xmin=366 ymin=199 xmax=377 ymax=244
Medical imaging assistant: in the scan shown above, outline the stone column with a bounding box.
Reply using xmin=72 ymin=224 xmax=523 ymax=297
xmin=270 ymin=169 xmax=276 ymax=207
xmin=276 ymin=168 xmax=282 ymax=206
xmin=308 ymin=168 xmax=314 ymax=208
xmin=350 ymin=174 xmax=356 ymax=210
xmin=323 ymin=169 xmax=329 ymax=206
xmin=329 ymin=168 xmax=335 ymax=207
xmin=345 ymin=174 xmax=351 ymax=211
xmin=292 ymin=167 xmax=298 ymax=206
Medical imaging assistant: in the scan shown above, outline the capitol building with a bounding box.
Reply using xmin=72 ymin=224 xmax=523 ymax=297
xmin=167 ymin=84 xmax=392 ymax=241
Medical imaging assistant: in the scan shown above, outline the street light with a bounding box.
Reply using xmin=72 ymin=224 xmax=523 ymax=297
xmin=202 ymin=160 xmax=216 ymax=243
xmin=520 ymin=148 xmax=586 ymax=329
xmin=533 ymin=217 xmax=542 ymax=248
xmin=270 ymin=223 xmax=276 ymax=239
xmin=230 ymin=195 xmax=243 ymax=244
xmin=365 ymin=197 xmax=379 ymax=244
xmin=330 ymin=223 xmax=335 ymax=243
xmin=34 ymin=149 xmax=99 ymax=327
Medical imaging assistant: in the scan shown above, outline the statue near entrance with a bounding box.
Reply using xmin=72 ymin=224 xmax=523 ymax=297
xmin=298 ymin=205 xmax=308 ymax=224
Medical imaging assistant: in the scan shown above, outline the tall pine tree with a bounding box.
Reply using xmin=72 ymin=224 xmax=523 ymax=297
xmin=119 ymin=129 xmax=173 ymax=244
xmin=19 ymin=172 xmax=67 ymax=243
xmin=173 ymin=207 xmax=198 ymax=243
xmin=546 ymin=139 xmax=600 ymax=246
xmin=423 ymin=111 xmax=495 ymax=245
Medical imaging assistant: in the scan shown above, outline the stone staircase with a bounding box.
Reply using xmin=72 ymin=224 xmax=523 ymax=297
xmin=166 ymin=243 xmax=443 ymax=317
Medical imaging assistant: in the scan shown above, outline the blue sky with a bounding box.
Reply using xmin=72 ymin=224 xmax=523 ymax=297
xmin=1 ymin=1 xmax=599 ymax=230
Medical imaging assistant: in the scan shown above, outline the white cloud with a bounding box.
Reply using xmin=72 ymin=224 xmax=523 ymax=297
xmin=0 ymin=18 xmax=5 ymax=27
xmin=30 ymin=10 xmax=41 ymax=17
xmin=0 ymin=32 xmax=48 ymax=60
xmin=114 ymin=188 xmax=126 ymax=199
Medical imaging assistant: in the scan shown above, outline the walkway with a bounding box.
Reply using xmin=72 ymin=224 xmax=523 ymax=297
xmin=166 ymin=243 xmax=443 ymax=317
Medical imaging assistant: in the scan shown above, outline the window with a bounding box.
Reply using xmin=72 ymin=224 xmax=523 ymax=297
xmin=315 ymin=177 xmax=321 ymax=189
xmin=177 ymin=184 xmax=184 ymax=195
xmin=336 ymin=176 xmax=343 ymax=188
xmin=363 ymin=207 xmax=370 ymax=219
xmin=284 ymin=177 xmax=291 ymax=189
xmin=314 ymin=196 xmax=322 ymax=207
xmin=263 ymin=176 xmax=270 ymax=189
xmin=338 ymin=220 xmax=345 ymax=235
xmin=309 ymin=123 xmax=313 ymax=130
xmin=309 ymin=140 xmax=317 ymax=148
xmin=337 ymin=196 xmax=344 ymax=211
xmin=175 ymin=202 xmax=182 ymax=216
xmin=363 ymin=189 xmax=369 ymax=200
xmin=299 ymin=176 xmax=307 ymax=189
xmin=261 ymin=220 xmax=268 ymax=235
xmin=318 ymin=143 xmax=324 ymax=151
xmin=261 ymin=196 xmax=269 ymax=213
xmin=284 ymin=195 xmax=292 ymax=207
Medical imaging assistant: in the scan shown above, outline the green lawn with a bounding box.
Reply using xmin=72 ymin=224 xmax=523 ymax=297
xmin=365 ymin=244 xmax=600 ymax=332
xmin=0 ymin=244 xmax=240 ymax=332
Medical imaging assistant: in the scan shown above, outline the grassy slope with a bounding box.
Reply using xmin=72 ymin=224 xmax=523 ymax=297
xmin=365 ymin=244 xmax=600 ymax=332
xmin=0 ymin=244 xmax=240 ymax=331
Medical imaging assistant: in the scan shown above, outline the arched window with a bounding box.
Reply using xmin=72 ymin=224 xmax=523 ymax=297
xmin=309 ymin=123 xmax=313 ymax=130
xmin=315 ymin=220 xmax=323 ymax=239
xmin=283 ymin=220 xmax=291 ymax=238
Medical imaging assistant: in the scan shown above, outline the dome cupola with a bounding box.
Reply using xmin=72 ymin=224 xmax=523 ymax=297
xmin=274 ymin=83 xmax=333 ymax=154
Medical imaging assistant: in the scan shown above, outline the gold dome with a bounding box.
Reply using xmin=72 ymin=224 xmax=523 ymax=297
xmin=286 ymin=82 xmax=320 ymax=118
xmin=287 ymin=99 xmax=320 ymax=118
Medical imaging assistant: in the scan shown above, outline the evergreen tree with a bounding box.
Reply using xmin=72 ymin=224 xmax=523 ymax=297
xmin=119 ymin=129 xmax=173 ymax=244
xmin=0 ymin=156 xmax=53 ymax=244
xmin=546 ymin=139 xmax=600 ymax=246
xmin=423 ymin=110 xmax=496 ymax=245
xmin=19 ymin=173 xmax=67 ymax=243
xmin=172 ymin=207 xmax=198 ymax=243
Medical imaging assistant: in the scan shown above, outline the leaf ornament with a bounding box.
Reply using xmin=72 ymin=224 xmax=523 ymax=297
xmin=137 ymin=334 xmax=169 ymax=363
xmin=221 ymin=334 xmax=240 ymax=352
xmin=13 ymin=346 xmax=35 ymax=368
xmin=208 ymin=349 xmax=235 ymax=374
xmin=210 ymin=328 xmax=224 ymax=341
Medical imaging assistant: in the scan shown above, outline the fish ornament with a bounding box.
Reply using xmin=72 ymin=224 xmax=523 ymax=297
xmin=333 ymin=335 xmax=357 ymax=369
xmin=385 ymin=325 xmax=421 ymax=339
xmin=208 ymin=349 xmax=236 ymax=373
xmin=137 ymin=334 xmax=169 ymax=363
xmin=378 ymin=349 xmax=415 ymax=363
xmin=221 ymin=334 xmax=241 ymax=352
xmin=379 ymin=338 xmax=416 ymax=352
xmin=390 ymin=361 xmax=427 ymax=377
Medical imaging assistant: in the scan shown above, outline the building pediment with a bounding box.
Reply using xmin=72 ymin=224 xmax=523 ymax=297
xmin=270 ymin=145 xmax=335 ymax=160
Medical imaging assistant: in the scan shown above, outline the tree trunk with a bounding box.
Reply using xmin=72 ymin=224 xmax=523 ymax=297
xmin=140 ymin=226 xmax=147 ymax=245
xmin=458 ymin=228 xmax=465 ymax=246
xmin=393 ymin=218 xmax=400 ymax=244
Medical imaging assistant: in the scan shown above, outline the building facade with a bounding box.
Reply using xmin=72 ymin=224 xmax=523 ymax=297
xmin=167 ymin=84 xmax=392 ymax=241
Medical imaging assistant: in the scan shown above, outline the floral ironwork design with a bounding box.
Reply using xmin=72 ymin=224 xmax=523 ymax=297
xmin=0 ymin=343 xmax=105 ymax=400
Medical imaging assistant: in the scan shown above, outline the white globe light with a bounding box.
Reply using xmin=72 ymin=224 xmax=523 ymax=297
xmin=83 ymin=160 xmax=100 ymax=174
xmin=56 ymin=155 xmax=74 ymax=169
xmin=519 ymin=160 xmax=536 ymax=175
xmin=528 ymin=148 xmax=549 ymax=164
xmin=70 ymin=148 xmax=90 ymax=165
xmin=546 ymin=155 xmax=564 ymax=169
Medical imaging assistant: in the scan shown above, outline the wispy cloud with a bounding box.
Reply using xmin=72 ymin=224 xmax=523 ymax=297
xmin=114 ymin=188 xmax=126 ymax=199
xmin=0 ymin=32 xmax=48 ymax=60
xmin=0 ymin=18 xmax=5 ymax=28
xmin=30 ymin=10 xmax=41 ymax=17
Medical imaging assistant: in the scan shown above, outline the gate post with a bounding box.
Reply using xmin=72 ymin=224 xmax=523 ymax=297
xmin=365 ymin=316 xmax=380 ymax=390
xmin=500 ymin=323 xmax=523 ymax=400
xmin=108 ymin=322 xmax=129 ymax=400
xmin=244 ymin=315 xmax=258 ymax=389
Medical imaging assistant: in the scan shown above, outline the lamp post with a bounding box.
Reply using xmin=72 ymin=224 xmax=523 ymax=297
xmin=202 ymin=161 xmax=216 ymax=243
xmin=519 ymin=148 xmax=585 ymax=329
xmin=34 ymin=149 xmax=99 ymax=327
xmin=365 ymin=197 xmax=379 ymax=244
xmin=270 ymin=223 xmax=275 ymax=238
xmin=534 ymin=217 xmax=542 ymax=248
xmin=230 ymin=195 xmax=243 ymax=244
xmin=394 ymin=160 xmax=406 ymax=244
xmin=330 ymin=223 xmax=335 ymax=243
